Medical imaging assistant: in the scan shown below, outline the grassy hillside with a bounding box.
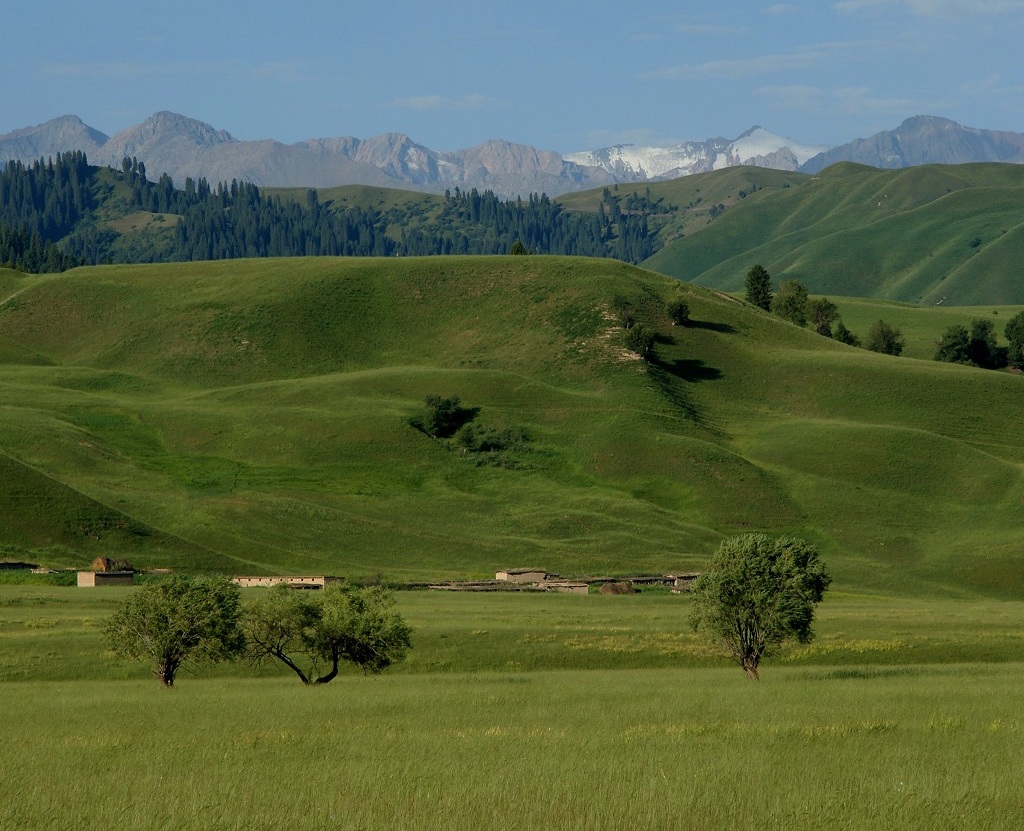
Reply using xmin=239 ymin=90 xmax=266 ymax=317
xmin=640 ymin=162 xmax=1024 ymax=304
xmin=1 ymin=255 xmax=1022 ymax=596
xmin=558 ymin=166 xmax=806 ymax=246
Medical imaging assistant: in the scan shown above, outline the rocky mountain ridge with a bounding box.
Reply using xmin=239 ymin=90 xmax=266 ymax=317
xmin=799 ymin=115 xmax=1024 ymax=173
xmin=3 ymin=112 xmax=1024 ymax=198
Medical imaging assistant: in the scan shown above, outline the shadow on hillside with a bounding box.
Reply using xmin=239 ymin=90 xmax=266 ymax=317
xmin=652 ymin=356 xmax=723 ymax=383
xmin=645 ymin=357 xmax=722 ymax=428
xmin=685 ymin=319 xmax=736 ymax=334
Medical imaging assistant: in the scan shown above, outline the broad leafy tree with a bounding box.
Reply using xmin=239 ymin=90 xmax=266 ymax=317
xmin=105 ymin=575 xmax=244 ymax=687
xmin=866 ymin=320 xmax=904 ymax=356
xmin=934 ymin=324 xmax=972 ymax=365
xmin=624 ymin=323 xmax=656 ymax=360
xmin=666 ymin=298 xmax=690 ymax=326
xmin=744 ymin=264 xmax=773 ymax=311
xmin=1006 ymin=310 xmax=1024 ymax=370
xmin=244 ymin=584 xmax=412 ymax=685
xmin=690 ymin=534 xmax=831 ymax=680
xmin=409 ymin=394 xmax=477 ymax=439
xmin=967 ymin=318 xmax=1003 ymax=369
xmin=807 ymin=297 xmax=839 ymax=337
xmin=771 ymin=280 xmax=809 ymax=326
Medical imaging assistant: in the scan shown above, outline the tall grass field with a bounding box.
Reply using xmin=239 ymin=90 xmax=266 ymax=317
xmin=2 ymin=585 xmax=1023 ymax=830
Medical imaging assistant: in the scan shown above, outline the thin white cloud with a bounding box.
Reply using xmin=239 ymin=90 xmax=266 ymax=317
xmin=758 ymin=84 xmax=921 ymax=117
xmin=909 ymin=0 xmax=1024 ymax=13
xmin=833 ymin=87 xmax=918 ymax=115
xmin=833 ymin=0 xmax=889 ymax=10
xmin=251 ymin=62 xmax=305 ymax=83
xmin=582 ymin=127 xmax=683 ymax=149
xmin=674 ymin=22 xmax=749 ymax=35
xmin=836 ymin=0 xmax=1024 ymax=15
xmin=766 ymin=3 xmax=801 ymax=13
xmin=390 ymin=94 xmax=492 ymax=111
xmin=757 ymin=85 xmax=827 ymax=111
xmin=42 ymin=62 xmax=152 ymax=78
xmin=41 ymin=59 xmax=287 ymax=82
xmin=644 ymin=48 xmax=828 ymax=81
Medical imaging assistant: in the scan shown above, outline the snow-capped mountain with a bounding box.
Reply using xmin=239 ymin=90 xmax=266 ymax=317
xmin=4 ymin=113 xmax=1024 ymax=198
xmin=565 ymin=127 xmax=830 ymax=180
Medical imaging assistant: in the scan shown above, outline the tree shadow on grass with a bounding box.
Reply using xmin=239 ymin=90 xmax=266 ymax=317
xmin=684 ymin=319 xmax=737 ymax=334
xmin=654 ymin=357 xmax=722 ymax=382
xmin=646 ymin=356 xmax=722 ymax=427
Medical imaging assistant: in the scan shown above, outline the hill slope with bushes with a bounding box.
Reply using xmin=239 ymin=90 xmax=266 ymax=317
xmin=1 ymin=256 xmax=1022 ymax=597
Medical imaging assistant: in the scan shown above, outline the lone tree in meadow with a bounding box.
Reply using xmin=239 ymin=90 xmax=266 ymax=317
xmin=866 ymin=320 xmax=905 ymax=356
xmin=244 ymin=584 xmax=412 ymax=685
xmin=409 ymin=394 xmax=477 ymax=439
xmin=745 ymin=264 xmax=773 ymax=311
xmin=105 ymin=575 xmax=245 ymax=687
xmin=690 ymin=534 xmax=831 ymax=680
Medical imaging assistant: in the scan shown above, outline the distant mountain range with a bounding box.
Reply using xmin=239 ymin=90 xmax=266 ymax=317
xmin=3 ymin=112 xmax=1024 ymax=198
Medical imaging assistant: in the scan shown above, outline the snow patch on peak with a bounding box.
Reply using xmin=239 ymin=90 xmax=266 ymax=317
xmin=568 ymin=127 xmax=832 ymax=180
xmin=730 ymin=127 xmax=828 ymax=166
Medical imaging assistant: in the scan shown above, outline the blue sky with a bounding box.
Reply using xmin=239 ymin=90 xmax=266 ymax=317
xmin=5 ymin=0 xmax=1024 ymax=152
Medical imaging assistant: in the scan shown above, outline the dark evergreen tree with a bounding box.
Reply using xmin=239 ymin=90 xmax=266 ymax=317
xmin=832 ymin=319 xmax=861 ymax=347
xmin=745 ymin=264 xmax=772 ymax=310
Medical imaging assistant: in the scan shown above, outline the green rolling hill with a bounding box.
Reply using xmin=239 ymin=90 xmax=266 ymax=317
xmin=1 ymin=256 xmax=1022 ymax=598
xmin=639 ymin=162 xmax=1024 ymax=305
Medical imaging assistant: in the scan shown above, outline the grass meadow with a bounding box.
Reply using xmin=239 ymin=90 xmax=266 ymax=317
xmin=2 ymin=585 xmax=1023 ymax=830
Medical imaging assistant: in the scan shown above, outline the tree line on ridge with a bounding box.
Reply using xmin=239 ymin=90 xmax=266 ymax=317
xmin=0 ymin=154 xmax=661 ymax=271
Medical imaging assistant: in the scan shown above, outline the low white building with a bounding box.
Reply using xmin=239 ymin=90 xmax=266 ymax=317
xmin=231 ymin=575 xmax=343 ymax=589
xmin=495 ymin=568 xmax=552 ymax=583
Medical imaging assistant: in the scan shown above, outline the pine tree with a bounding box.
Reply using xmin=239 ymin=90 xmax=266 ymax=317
xmin=745 ymin=264 xmax=773 ymax=310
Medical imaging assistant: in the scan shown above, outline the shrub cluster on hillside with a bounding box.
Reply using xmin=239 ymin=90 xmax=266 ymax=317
xmin=409 ymin=395 xmax=533 ymax=468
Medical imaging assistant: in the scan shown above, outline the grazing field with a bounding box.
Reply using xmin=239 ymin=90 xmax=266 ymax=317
xmin=1 ymin=585 xmax=1023 ymax=830
xmin=2 ymin=256 xmax=1023 ymax=598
